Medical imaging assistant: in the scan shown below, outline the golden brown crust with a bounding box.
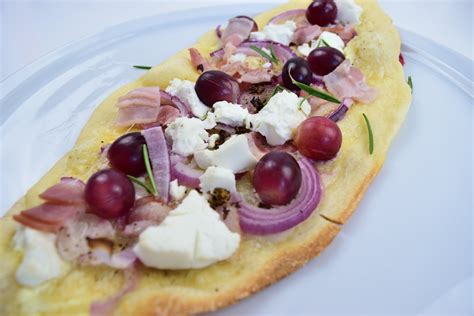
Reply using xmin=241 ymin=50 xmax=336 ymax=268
xmin=0 ymin=0 xmax=411 ymax=315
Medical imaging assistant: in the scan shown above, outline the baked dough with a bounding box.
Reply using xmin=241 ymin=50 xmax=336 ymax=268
xmin=0 ymin=0 xmax=411 ymax=314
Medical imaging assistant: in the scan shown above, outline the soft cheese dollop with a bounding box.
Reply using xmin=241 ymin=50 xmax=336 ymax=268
xmin=297 ymin=31 xmax=345 ymax=56
xmin=228 ymin=53 xmax=247 ymax=64
xmin=165 ymin=114 xmax=216 ymax=156
xmin=334 ymin=0 xmax=363 ymax=24
xmin=248 ymin=90 xmax=310 ymax=146
xmin=133 ymin=190 xmax=240 ymax=269
xmin=199 ymin=166 xmax=237 ymax=193
xmin=194 ymin=134 xmax=258 ymax=173
xmin=169 ymin=179 xmax=187 ymax=201
xmin=14 ymin=227 xmax=67 ymax=287
xmin=213 ymin=101 xmax=249 ymax=127
xmin=250 ymin=21 xmax=297 ymax=46
xmin=165 ymin=78 xmax=209 ymax=119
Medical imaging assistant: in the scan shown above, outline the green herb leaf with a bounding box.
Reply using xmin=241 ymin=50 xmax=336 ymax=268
xmin=142 ymin=144 xmax=158 ymax=196
xmin=289 ymin=74 xmax=341 ymax=104
xmin=362 ymin=113 xmax=374 ymax=155
xmin=250 ymin=45 xmax=279 ymax=64
xmin=321 ymin=39 xmax=331 ymax=47
xmin=407 ymin=76 xmax=413 ymax=93
xmin=127 ymin=175 xmax=154 ymax=195
xmin=133 ymin=65 xmax=152 ymax=70
xmin=268 ymin=44 xmax=280 ymax=64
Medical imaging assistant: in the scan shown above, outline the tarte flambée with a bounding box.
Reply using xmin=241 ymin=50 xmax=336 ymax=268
xmin=0 ymin=0 xmax=411 ymax=315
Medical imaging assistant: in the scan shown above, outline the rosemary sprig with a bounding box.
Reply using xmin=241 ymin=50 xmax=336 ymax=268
xmin=127 ymin=175 xmax=154 ymax=195
xmin=142 ymin=144 xmax=158 ymax=196
xmin=289 ymin=74 xmax=341 ymax=104
xmin=317 ymin=38 xmax=331 ymax=48
xmin=250 ymin=45 xmax=280 ymax=64
xmin=133 ymin=65 xmax=152 ymax=70
xmin=269 ymin=44 xmax=279 ymax=64
xmin=407 ymin=76 xmax=413 ymax=93
xmin=362 ymin=113 xmax=374 ymax=155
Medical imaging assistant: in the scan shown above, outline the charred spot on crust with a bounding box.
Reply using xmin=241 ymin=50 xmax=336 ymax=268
xmin=250 ymin=96 xmax=266 ymax=112
xmin=197 ymin=64 xmax=204 ymax=72
xmin=248 ymin=83 xmax=268 ymax=94
xmin=209 ymin=188 xmax=231 ymax=209
xmin=221 ymin=207 xmax=230 ymax=220
xmin=207 ymin=128 xmax=232 ymax=149
xmin=235 ymin=126 xmax=251 ymax=134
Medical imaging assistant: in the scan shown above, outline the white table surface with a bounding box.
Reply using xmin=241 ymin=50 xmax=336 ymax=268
xmin=1 ymin=0 xmax=472 ymax=81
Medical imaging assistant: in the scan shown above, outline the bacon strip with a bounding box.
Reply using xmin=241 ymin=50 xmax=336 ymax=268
xmin=322 ymin=24 xmax=357 ymax=43
xmin=291 ymin=25 xmax=322 ymax=45
xmin=20 ymin=203 xmax=83 ymax=224
xmin=221 ymin=16 xmax=255 ymax=47
xmin=116 ymin=87 xmax=161 ymax=127
xmin=323 ymin=60 xmax=378 ymax=104
xmin=122 ymin=200 xmax=170 ymax=237
xmin=57 ymin=213 xmax=115 ymax=261
xmin=39 ymin=177 xmax=85 ymax=204
xmin=188 ymin=48 xmax=212 ymax=72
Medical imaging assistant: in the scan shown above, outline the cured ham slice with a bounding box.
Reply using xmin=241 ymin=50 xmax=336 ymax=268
xmin=56 ymin=213 xmax=115 ymax=261
xmin=323 ymin=60 xmax=378 ymax=103
xmin=221 ymin=16 xmax=255 ymax=47
xmin=39 ymin=177 xmax=85 ymax=205
xmin=116 ymin=87 xmax=161 ymax=127
xmin=291 ymin=25 xmax=322 ymax=45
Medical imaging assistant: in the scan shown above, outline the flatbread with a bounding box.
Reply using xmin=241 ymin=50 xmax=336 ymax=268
xmin=0 ymin=0 xmax=411 ymax=314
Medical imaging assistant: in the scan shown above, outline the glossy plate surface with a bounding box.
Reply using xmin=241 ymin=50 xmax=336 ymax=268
xmin=0 ymin=4 xmax=472 ymax=315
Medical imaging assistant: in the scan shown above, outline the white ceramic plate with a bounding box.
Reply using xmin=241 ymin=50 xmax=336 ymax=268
xmin=0 ymin=4 xmax=472 ymax=315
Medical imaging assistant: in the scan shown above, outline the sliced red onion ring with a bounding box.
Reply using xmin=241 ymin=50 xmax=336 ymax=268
xmin=159 ymin=91 xmax=191 ymax=117
xmin=216 ymin=24 xmax=223 ymax=38
xmin=328 ymin=98 xmax=353 ymax=122
xmin=269 ymin=9 xmax=307 ymax=25
xmin=170 ymin=155 xmax=203 ymax=188
xmin=237 ymin=157 xmax=322 ymax=235
xmin=142 ymin=127 xmax=170 ymax=202
xmin=210 ymin=40 xmax=295 ymax=64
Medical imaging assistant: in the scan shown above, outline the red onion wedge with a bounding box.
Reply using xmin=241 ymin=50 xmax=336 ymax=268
xmin=170 ymin=155 xmax=203 ymax=188
xmin=216 ymin=24 xmax=223 ymax=38
xmin=237 ymin=157 xmax=322 ymax=235
xmin=159 ymin=91 xmax=191 ymax=117
xmin=142 ymin=127 xmax=170 ymax=203
xmin=328 ymin=98 xmax=353 ymax=122
xmin=269 ymin=9 xmax=307 ymax=25
xmin=210 ymin=40 xmax=295 ymax=64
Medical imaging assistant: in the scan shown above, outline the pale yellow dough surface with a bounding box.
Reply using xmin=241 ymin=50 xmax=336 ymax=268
xmin=0 ymin=0 xmax=411 ymax=315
